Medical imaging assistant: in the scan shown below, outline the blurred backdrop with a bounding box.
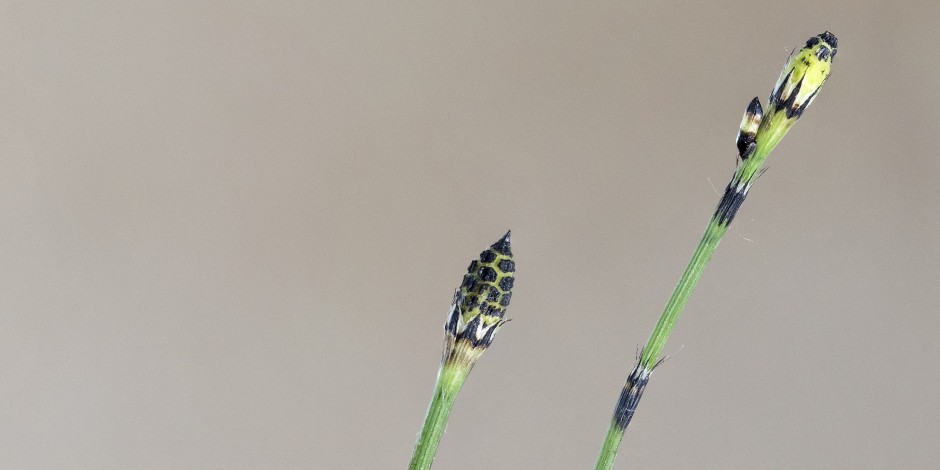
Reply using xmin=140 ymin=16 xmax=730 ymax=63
xmin=2 ymin=1 xmax=939 ymax=468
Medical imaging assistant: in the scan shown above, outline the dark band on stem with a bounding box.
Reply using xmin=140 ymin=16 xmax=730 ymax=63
xmin=612 ymin=362 xmax=651 ymax=430
xmin=713 ymin=178 xmax=749 ymax=226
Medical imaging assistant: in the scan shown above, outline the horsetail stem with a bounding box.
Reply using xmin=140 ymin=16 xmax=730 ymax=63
xmin=595 ymin=32 xmax=838 ymax=470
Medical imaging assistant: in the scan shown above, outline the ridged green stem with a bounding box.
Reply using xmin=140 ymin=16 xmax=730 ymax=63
xmin=594 ymin=30 xmax=836 ymax=470
xmin=408 ymin=363 xmax=470 ymax=470
xmin=595 ymin=424 xmax=626 ymax=470
xmin=641 ymin=217 xmax=729 ymax=368
xmin=594 ymin=217 xmax=728 ymax=470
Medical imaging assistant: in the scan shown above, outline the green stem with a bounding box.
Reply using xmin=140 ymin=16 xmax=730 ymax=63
xmin=593 ymin=30 xmax=837 ymax=467
xmin=408 ymin=363 xmax=471 ymax=470
xmin=595 ymin=423 xmax=625 ymax=470
xmin=640 ymin=216 xmax=729 ymax=369
xmin=594 ymin=214 xmax=730 ymax=470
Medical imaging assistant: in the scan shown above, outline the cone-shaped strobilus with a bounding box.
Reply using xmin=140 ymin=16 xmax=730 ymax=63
xmin=409 ymin=232 xmax=515 ymax=470
xmin=595 ymin=32 xmax=838 ymax=470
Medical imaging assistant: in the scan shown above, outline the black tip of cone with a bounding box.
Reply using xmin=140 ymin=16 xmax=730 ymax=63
xmin=491 ymin=230 xmax=512 ymax=255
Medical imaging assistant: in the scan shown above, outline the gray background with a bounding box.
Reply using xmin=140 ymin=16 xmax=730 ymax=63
xmin=2 ymin=1 xmax=938 ymax=469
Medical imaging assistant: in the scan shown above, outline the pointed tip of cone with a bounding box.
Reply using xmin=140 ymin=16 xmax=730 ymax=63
xmin=490 ymin=230 xmax=512 ymax=255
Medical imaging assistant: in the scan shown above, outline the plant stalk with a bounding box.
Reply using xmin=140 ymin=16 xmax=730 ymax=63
xmin=641 ymin=217 xmax=728 ymax=368
xmin=594 ymin=30 xmax=838 ymax=468
xmin=594 ymin=219 xmax=725 ymax=470
xmin=408 ymin=363 xmax=470 ymax=470
xmin=595 ymin=424 xmax=625 ymax=470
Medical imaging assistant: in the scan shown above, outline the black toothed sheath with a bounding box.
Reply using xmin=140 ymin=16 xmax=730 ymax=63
xmin=595 ymin=32 xmax=837 ymax=470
